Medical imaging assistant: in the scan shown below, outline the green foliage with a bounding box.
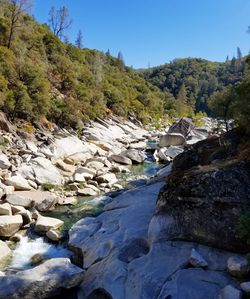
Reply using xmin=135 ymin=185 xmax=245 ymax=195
xmin=41 ymin=183 xmax=55 ymax=191
xmin=193 ymin=111 xmax=207 ymax=127
xmin=140 ymin=58 xmax=245 ymax=114
xmin=237 ymin=213 xmax=250 ymax=245
xmin=0 ymin=1 xmax=174 ymax=126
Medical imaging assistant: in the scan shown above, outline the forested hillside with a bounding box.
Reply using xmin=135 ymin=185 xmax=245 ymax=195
xmin=0 ymin=1 xmax=175 ymax=128
xmin=140 ymin=57 xmax=245 ymax=113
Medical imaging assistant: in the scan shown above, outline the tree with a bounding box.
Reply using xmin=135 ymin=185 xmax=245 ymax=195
xmin=237 ymin=47 xmax=243 ymax=61
xmin=75 ymin=30 xmax=83 ymax=49
xmin=208 ymin=86 xmax=236 ymax=131
xmin=117 ymin=51 xmax=125 ymax=67
xmin=48 ymin=6 xmax=72 ymax=39
xmin=6 ymin=0 xmax=32 ymax=49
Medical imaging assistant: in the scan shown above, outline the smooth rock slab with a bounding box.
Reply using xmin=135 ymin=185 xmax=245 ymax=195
xmin=0 ymin=258 xmax=85 ymax=299
xmin=0 ymin=240 xmax=11 ymax=263
xmin=0 ymin=203 xmax=12 ymax=215
xmin=6 ymin=194 xmax=33 ymax=208
xmin=5 ymin=175 xmax=32 ymax=191
xmin=110 ymin=154 xmax=132 ymax=165
xmin=35 ymin=215 xmax=64 ymax=233
xmin=0 ymin=215 xmax=23 ymax=237
xmin=159 ymin=133 xmax=186 ymax=147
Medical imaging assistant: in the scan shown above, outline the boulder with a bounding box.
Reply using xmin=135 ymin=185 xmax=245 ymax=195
xmin=36 ymin=195 xmax=58 ymax=212
xmin=218 ymin=285 xmax=242 ymax=299
xmin=55 ymin=159 xmax=76 ymax=173
xmin=227 ymin=256 xmax=249 ymax=278
xmin=96 ymin=173 xmax=118 ymax=185
xmin=46 ymin=229 xmax=62 ymax=242
xmin=0 ymin=112 xmax=15 ymax=133
xmin=168 ymin=117 xmax=195 ymax=137
xmin=0 ymin=258 xmax=85 ymax=299
xmin=73 ymin=167 xmax=96 ymax=182
xmin=110 ymin=154 xmax=132 ymax=165
xmin=0 ymin=203 xmax=12 ymax=215
xmin=6 ymin=194 xmax=33 ymax=208
xmin=5 ymin=175 xmax=33 ymax=191
xmin=77 ymin=188 xmax=98 ymax=197
xmin=0 ymin=240 xmax=11 ymax=263
xmin=52 ymin=136 xmax=86 ymax=160
xmin=0 ymin=153 xmax=11 ymax=169
xmin=159 ymin=133 xmax=186 ymax=147
xmin=240 ymin=282 xmax=250 ymax=294
xmin=66 ymin=152 xmax=92 ymax=164
xmin=58 ymin=197 xmax=77 ymax=206
xmin=121 ymin=149 xmax=147 ymax=164
xmin=85 ymin=161 xmax=105 ymax=171
xmin=35 ymin=215 xmax=64 ymax=233
xmin=0 ymin=215 xmax=23 ymax=237
xmin=164 ymin=145 xmax=184 ymax=159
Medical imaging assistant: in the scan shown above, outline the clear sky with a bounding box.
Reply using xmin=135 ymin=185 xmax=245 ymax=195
xmin=33 ymin=0 xmax=250 ymax=68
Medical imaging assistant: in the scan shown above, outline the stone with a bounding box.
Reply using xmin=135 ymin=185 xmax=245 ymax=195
xmin=0 ymin=258 xmax=85 ymax=299
xmin=240 ymin=282 xmax=250 ymax=294
xmin=164 ymin=145 xmax=184 ymax=159
xmin=35 ymin=215 xmax=64 ymax=233
xmin=96 ymin=173 xmax=118 ymax=185
xmin=189 ymin=248 xmax=208 ymax=268
xmin=85 ymin=161 xmax=104 ymax=171
xmin=159 ymin=133 xmax=186 ymax=147
xmin=227 ymin=256 xmax=249 ymax=278
xmin=168 ymin=117 xmax=195 ymax=137
xmin=121 ymin=149 xmax=147 ymax=164
xmin=0 ymin=203 xmax=12 ymax=215
xmin=218 ymin=285 xmax=242 ymax=299
xmin=0 ymin=153 xmax=11 ymax=169
xmin=17 ymin=209 xmax=32 ymax=225
xmin=73 ymin=167 xmax=96 ymax=182
xmin=55 ymin=159 xmax=76 ymax=173
xmin=0 ymin=112 xmax=15 ymax=133
xmin=0 ymin=240 xmax=11 ymax=263
xmin=46 ymin=229 xmax=62 ymax=242
xmin=77 ymin=188 xmax=98 ymax=196
xmin=0 ymin=215 xmax=23 ymax=237
xmin=6 ymin=194 xmax=34 ymax=208
xmin=25 ymin=141 xmax=38 ymax=153
xmin=36 ymin=195 xmax=58 ymax=212
xmin=110 ymin=154 xmax=132 ymax=165
xmin=30 ymin=253 xmax=45 ymax=266
xmin=5 ymin=175 xmax=33 ymax=191
xmin=58 ymin=197 xmax=78 ymax=205
xmin=67 ymin=152 xmax=92 ymax=164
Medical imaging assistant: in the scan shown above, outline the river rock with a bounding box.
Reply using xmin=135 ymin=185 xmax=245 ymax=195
xmin=52 ymin=136 xmax=86 ymax=160
xmin=77 ymin=187 xmax=98 ymax=196
xmin=5 ymin=175 xmax=33 ymax=191
xmin=168 ymin=117 xmax=195 ymax=137
xmin=159 ymin=133 xmax=186 ymax=147
xmin=6 ymin=194 xmax=33 ymax=208
xmin=240 ymin=282 xmax=250 ymax=294
xmin=55 ymin=159 xmax=76 ymax=173
xmin=218 ymin=285 xmax=242 ymax=299
xmin=35 ymin=215 xmax=64 ymax=233
xmin=58 ymin=196 xmax=78 ymax=205
xmin=0 ymin=258 xmax=85 ymax=299
xmin=0 ymin=203 xmax=12 ymax=215
xmin=74 ymin=167 xmax=96 ymax=182
xmin=0 ymin=215 xmax=23 ymax=237
xmin=121 ymin=149 xmax=147 ymax=164
xmin=17 ymin=209 xmax=32 ymax=225
xmin=227 ymin=256 xmax=249 ymax=278
xmin=0 ymin=240 xmax=11 ymax=263
xmin=96 ymin=173 xmax=118 ymax=185
xmin=110 ymin=154 xmax=132 ymax=165
xmin=0 ymin=153 xmax=11 ymax=169
xmin=46 ymin=229 xmax=62 ymax=242
xmin=164 ymin=145 xmax=184 ymax=159
xmin=36 ymin=195 xmax=58 ymax=212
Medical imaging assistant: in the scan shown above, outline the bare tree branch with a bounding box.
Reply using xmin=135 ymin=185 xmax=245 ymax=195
xmin=48 ymin=6 xmax=72 ymax=39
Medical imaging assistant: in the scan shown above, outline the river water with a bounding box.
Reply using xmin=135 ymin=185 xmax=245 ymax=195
xmin=5 ymin=152 xmax=163 ymax=271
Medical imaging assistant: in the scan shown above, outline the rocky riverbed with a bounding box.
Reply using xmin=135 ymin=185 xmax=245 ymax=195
xmin=0 ymin=114 xmax=249 ymax=299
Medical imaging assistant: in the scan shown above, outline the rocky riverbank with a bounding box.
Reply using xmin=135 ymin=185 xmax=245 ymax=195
xmin=0 ymin=113 xmax=248 ymax=299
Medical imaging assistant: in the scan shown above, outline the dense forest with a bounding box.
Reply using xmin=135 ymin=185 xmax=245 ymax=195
xmin=140 ymin=57 xmax=245 ymax=113
xmin=0 ymin=0 xmax=175 ymax=128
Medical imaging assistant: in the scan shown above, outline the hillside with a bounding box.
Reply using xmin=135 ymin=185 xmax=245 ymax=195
xmin=140 ymin=57 xmax=245 ymax=112
xmin=0 ymin=1 xmax=175 ymax=128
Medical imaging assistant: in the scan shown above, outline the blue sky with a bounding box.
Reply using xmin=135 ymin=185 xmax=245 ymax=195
xmin=33 ymin=0 xmax=250 ymax=68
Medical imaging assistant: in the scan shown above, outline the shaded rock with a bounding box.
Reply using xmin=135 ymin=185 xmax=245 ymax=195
xmin=0 ymin=203 xmax=12 ymax=215
xmin=0 ymin=258 xmax=85 ymax=299
xmin=189 ymin=248 xmax=208 ymax=268
xmin=85 ymin=161 xmax=105 ymax=171
xmin=159 ymin=133 xmax=186 ymax=147
xmin=46 ymin=229 xmax=62 ymax=242
xmin=96 ymin=173 xmax=118 ymax=185
xmin=55 ymin=159 xmax=76 ymax=173
xmin=6 ymin=194 xmax=33 ymax=208
xmin=227 ymin=256 xmax=249 ymax=278
xmin=218 ymin=285 xmax=242 ymax=299
xmin=0 ymin=112 xmax=15 ymax=133
xmin=5 ymin=175 xmax=32 ymax=191
xmin=35 ymin=215 xmax=64 ymax=233
xmin=110 ymin=154 xmax=132 ymax=165
xmin=164 ymin=145 xmax=184 ymax=159
xmin=17 ymin=209 xmax=32 ymax=225
xmin=0 ymin=215 xmax=23 ymax=237
xmin=240 ymin=282 xmax=250 ymax=294
xmin=73 ymin=167 xmax=96 ymax=182
xmin=168 ymin=117 xmax=195 ymax=137
xmin=30 ymin=253 xmax=45 ymax=266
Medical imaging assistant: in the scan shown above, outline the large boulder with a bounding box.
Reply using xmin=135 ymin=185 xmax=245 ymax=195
xmin=110 ymin=154 xmax=132 ymax=165
xmin=5 ymin=175 xmax=33 ymax=191
xmin=121 ymin=149 xmax=147 ymax=164
xmin=0 ymin=203 xmax=12 ymax=215
xmin=0 ymin=240 xmax=11 ymax=263
xmin=156 ymin=130 xmax=250 ymax=252
xmin=159 ymin=133 xmax=186 ymax=147
xmin=35 ymin=215 xmax=64 ymax=233
xmin=0 ymin=215 xmax=23 ymax=237
xmin=5 ymin=194 xmax=33 ymax=208
xmin=168 ymin=118 xmax=195 ymax=137
xmin=0 ymin=258 xmax=85 ymax=299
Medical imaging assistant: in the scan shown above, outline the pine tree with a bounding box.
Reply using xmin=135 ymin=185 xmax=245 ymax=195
xmin=117 ymin=51 xmax=125 ymax=67
xmin=75 ymin=30 xmax=83 ymax=49
xmin=237 ymin=47 xmax=242 ymax=61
